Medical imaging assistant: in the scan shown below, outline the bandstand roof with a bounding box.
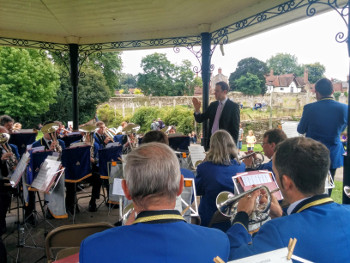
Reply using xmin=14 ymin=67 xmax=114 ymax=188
xmin=0 ymin=0 xmax=345 ymax=50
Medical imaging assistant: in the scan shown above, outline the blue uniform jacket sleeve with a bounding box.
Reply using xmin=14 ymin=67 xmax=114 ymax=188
xmin=227 ymin=220 xmax=285 ymax=260
xmin=10 ymin=144 xmax=20 ymax=160
xmin=297 ymin=105 xmax=309 ymax=134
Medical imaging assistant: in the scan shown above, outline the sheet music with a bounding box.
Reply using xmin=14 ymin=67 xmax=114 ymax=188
xmin=10 ymin=152 xmax=30 ymax=187
xmin=241 ymin=173 xmax=272 ymax=186
xmin=31 ymin=156 xmax=61 ymax=192
xmin=31 ymin=146 xmax=45 ymax=153
xmin=69 ymin=142 xmax=87 ymax=148
xmin=67 ymin=132 xmax=81 ymax=136
xmin=112 ymin=178 xmax=125 ymax=196
xmin=188 ymin=145 xmax=206 ymax=167
xmin=106 ymin=142 xmax=121 ymax=148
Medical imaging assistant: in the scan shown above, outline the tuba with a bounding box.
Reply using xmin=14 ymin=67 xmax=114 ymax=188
xmin=0 ymin=133 xmax=17 ymax=171
xmin=41 ymin=123 xmax=62 ymax=153
xmin=239 ymin=151 xmax=264 ymax=169
xmin=216 ymin=185 xmax=278 ymax=228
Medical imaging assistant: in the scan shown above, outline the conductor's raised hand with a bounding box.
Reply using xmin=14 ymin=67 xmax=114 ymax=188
xmin=192 ymin=98 xmax=201 ymax=113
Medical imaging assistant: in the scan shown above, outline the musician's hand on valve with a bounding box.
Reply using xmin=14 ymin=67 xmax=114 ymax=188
xmin=104 ymin=137 xmax=112 ymax=144
xmin=1 ymin=152 xmax=12 ymax=161
xmin=237 ymin=190 xmax=260 ymax=216
xmin=242 ymin=156 xmax=253 ymax=168
xmin=50 ymin=141 xmax=57 ymax=151
xmin=269 ymin=193 xmax=283 ymax=219
xmin=192 ymin=98 xmax=201 ymax=113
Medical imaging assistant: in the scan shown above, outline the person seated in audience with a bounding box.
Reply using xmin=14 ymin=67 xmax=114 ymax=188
xmin=80 ymin=142 xmax=229 ymax=263
xmin=227 ymin=137 xmax=350 ymax=262
xmin=195 ymin=130 xmax=245 ymax=231
xmin=243 ymin=128 xmax=287 ymax=172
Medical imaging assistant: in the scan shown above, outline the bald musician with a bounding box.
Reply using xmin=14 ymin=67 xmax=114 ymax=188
xmin=80 ymin=143 xmax=229 ymax=262
xmin=227 ymin=137 xmax=350 ymax=261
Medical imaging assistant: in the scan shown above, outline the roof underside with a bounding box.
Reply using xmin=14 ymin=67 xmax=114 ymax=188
xmin=0 ymin=0 xmax=346 ymax=49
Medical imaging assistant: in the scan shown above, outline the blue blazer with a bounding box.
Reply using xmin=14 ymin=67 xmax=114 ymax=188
xmin=80 ymin=210 xmax=229 ymax=263
xmin=195 ymin=159 xmax=245 ymax=227
xmin=227 ymin=195 xmax=350 ymax=262
xmin=297 ymin=99 xmax=348 ymax=169
xmin=9 ymin=144 xmax=20 ymax=160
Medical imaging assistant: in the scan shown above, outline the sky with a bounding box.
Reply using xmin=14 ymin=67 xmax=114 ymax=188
xmin=121 ymin=10 xmax=349 ymax=81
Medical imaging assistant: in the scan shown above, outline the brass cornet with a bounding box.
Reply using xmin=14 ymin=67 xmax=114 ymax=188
xmin=216 ymin=185 xmax=278 ymax=225
xmin=0 ymin=133 xmax=17 ymax=171
xmin=239 ymin=151 xmax=264 ymax=169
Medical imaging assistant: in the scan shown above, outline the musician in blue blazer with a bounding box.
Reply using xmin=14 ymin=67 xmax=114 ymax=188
xmin=227 ymin=137 xmax=350 ymax=262
xmin=195 ymin=130 xmax=245 ymax=231
xmin=244 ymin=129 xmax=287 ymax=173
xmin=80 ymin=143 xmax=229 ymax=263
xmin=297 ymin=78 xmax=347 ymax=194
xmin=193 ymin=81 xmax=240 ymax=149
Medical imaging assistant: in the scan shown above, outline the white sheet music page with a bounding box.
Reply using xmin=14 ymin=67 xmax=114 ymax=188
xmin=241 ymin=173 xmax=272 ymax=186
xmin=31 ymin=156 xmax=61 ymax=192
xmin=112 ymin=178 xmax=125 ymax=196
xmin=228 ymin=247 xmax=313 ymax=263
xmin=10 ymin=152 xmax=30 ymax=187
xmin=188 ymin=145 xmax=206 ymax=167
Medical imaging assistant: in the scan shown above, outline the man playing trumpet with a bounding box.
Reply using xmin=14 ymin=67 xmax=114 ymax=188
xmin=227 ymin=137 xmax=350 ymax=262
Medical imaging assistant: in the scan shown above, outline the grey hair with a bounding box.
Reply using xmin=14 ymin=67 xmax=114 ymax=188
xmin=206 ymin=130 xmax=239 ymax=165
xmin=124 ymin=142 xmax=181 ymax=205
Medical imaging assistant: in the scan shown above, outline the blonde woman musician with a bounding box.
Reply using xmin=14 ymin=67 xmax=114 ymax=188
xmin=195 ymin=130 xmax=245 ymax=231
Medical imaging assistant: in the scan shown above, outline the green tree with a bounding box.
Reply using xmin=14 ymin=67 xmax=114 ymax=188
xmin=229 ymin=57 xmax=268 ymax=94
xmin=137 ymin=53 xmax=195 ymax=96
xmin=42 ymin=67 xmax=110 ymax=124
xmin=0 ymin=47 xmax=60 ymax=126
xmin=234 ymin=73 xmax=262 ymax=96
xmin=303 ymin=62 xmax=326 ymax=83
xmin=89 ymin=52 xmax=122 ymax=95
xmin=96 ymin=104 xmax=123 ymax=127
xmin=119 ymin=73 xmax=137 ymax=91
xmin=266 ymin=53 xmax=303 ymax=76
xmin=334 ymin=91 xmax=341 ymax=101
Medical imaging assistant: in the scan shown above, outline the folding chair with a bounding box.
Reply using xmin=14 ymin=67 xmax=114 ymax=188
xmin=45 ymin=222 xmax=113 ymax=262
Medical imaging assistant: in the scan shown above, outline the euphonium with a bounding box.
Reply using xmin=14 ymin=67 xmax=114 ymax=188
xmin=104 ymin=128 xmax=117 ymax=141
xmin=41 ymin=123 xmax=62 ymax=153
xmin=216 ymin=185 xmax=278 ymax=225
xmin=239 ymin=151 xmax=264 ymax=169
xmin=0 ymin=133 xmax=17 ymax=171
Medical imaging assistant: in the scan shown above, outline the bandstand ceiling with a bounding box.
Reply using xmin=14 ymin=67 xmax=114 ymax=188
xmin=0 ymin=0 xmax=345 ymax=49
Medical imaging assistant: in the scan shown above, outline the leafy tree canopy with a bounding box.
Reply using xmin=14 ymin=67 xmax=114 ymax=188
xmin=234 ymin=73 xmax=262 ymax=96
xmin=229 ymin=57 xmax=268 ymax=94
xmin=119 ymin=73 xmax=137 ymax=91
xmin=266 ymin=53 xmax=303 ymax=76
xmin=137 ymin=53 xmax=195 ymax=96
xmin=0 ymin=47 xmax=60 ymax=126
xmin=303 ymin=62 xmax=325 ymax=84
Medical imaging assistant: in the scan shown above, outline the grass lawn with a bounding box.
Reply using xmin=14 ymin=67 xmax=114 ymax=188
xmin=331 ymin=180 xmax=343 ymax=204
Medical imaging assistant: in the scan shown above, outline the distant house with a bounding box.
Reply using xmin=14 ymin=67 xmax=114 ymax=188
xmin=309 ymin=78 xmax=348 ymax=93
xmin=210 ymin=68 xmax=229 ymax=94
xmin=265 ymin=69 xmax=309 ymax=93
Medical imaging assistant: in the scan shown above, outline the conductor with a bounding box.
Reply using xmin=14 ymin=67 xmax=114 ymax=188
xmin=193 ymin=81 xmax=240 ymax=149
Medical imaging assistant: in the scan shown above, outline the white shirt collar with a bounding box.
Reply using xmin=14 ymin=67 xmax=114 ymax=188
xmin=220 ymin=97 xmax=228 ymax=105
xmin=287 ymin=197 xmax=310 ymax=215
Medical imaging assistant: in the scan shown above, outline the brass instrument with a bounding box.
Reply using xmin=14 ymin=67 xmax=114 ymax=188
xmin=121 ymin=202 xmax=134 ymax=225
xmin=344 ymin=186 xmax=350 ymax=198
xmin=122 ymin=123 xmax=140 ymax=150
xmin=0 ymin=133 xmax=17 ymax=171
xmin=239 ymin=151 xmax=264 ymax=169
xmin=104 ymin=128 xmax=117 ymax=141
xmin=41 ymin=123 xmax=62 ymax=152
xmin=80 ymin=125 xmax=96 ymax=162
xmin=216 ymin=186 xmax=279 ymax=226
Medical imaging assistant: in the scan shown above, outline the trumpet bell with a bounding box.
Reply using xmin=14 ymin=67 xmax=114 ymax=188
xmin=216 ymin=191 xmax=237 ymax=217
xmin=344 ymin=186 xmax=350 ymax=198
xmin=0 ymin=133 xmax=10 ymax=144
